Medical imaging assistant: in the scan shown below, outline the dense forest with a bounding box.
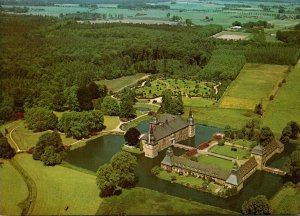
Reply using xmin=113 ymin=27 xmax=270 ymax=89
xmin=0 ymin=14 xmax=299 ymax=124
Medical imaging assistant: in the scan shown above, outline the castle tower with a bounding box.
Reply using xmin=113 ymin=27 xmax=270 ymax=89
xmin=188 ymin=108 xmax=195 ymax=137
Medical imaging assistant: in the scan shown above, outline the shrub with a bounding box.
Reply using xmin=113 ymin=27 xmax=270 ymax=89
xmin=269 ymin=95 xmax=274 ymax=100
xmin=231 ymin=147 xmax=237 ymax=151
xmin=151 ymin=166 xmax=162 ymax=175
xmin=218 ymin=139 xmax=225 ymax=146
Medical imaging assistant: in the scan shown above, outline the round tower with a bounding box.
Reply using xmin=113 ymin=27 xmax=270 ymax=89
xmin=188 ymin=108 xmax=195 ymax=137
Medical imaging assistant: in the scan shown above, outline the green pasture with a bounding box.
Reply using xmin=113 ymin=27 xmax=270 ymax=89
xmin=197 ymin=155 xmax=233 ymax=171
xmin=209 ymin=145 xmax=250 ymax=159
xmin=0 ymin=159 xmax=28 ymax=215
xmin=97 ymin=73 xmax=148 ymax=92
xmin=13 ymin=154 xmax=101 ymax=215
xmin=219 ymin=63 xmax=288 ymax=110
xmin=135 ymin=79 xmax=212 ymax=99
xmin=96 ymin=187 xmax=236 ymax=215
xmin=263 ymin=61 xmax=300 ymax=135
xmin=183 ymin=97 xmax=214 ymax=108
xmin=270 ymin=183 xmax=300 ymax=214
xmin=183 ymin=106 xmax=258 ymax=129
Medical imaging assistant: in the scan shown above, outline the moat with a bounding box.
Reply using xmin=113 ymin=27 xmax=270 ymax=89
xmin=65 ymin=123 xmax=296 ymax=212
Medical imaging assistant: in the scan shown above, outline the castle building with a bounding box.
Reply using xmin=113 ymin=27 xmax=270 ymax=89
xmin=140 ymin=110 xmax=195 ymax=158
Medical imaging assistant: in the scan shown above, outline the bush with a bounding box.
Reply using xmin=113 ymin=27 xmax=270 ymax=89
xmin=151 ymin=166 xmax=162 ymax=175
xmin=171 ymin=175 xmax=177 ymax=181
xmin=190 ymin=156 xmax=198 ymax=161
xmin=269 ymin=95 xmax=274 ymax=100
xmin=218 ymin=139 xmax=225 ymax=146
xmin=0 ymin=135 xmax=16 ymax=159
xmin=231 ymin=147 xmax=237 ymax=151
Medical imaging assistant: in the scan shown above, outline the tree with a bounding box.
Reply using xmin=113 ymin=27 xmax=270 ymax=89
xmin=185 ymin=19 xmax=192 ymax=27
xmin=280 ymin=125 xmax=292 ymax=145
xmin=33 ymin=131 xmax=64 ymax=165
xmin=254 ymin=101 xmax=263 ymax=115
xmin=284 ymin=150 xmax=300 ymax=183
xmin=101 ymin=96 xmax=119 ymax=116
xmin=25 ymin=107 xmax=58 ymax=132
xmin=119 ymin=99 xmax=136 ymax=119
xmin=124 ymin=127 xmax=141 ymax=146
xmin=110 ymin=152 xmax=137 ymax=188
xmin=288 ymin=121 xmax=300 ymax=139
xmin=88 ymin=82 xmax=100 ymax=99
xmin=258 ymin=127 xmax=274 ymax=146
xmin=64 ymin=86 xmax=80 ymax=111
xmin=77 ymin=85 xmax=93 ymax=111
xmin=241 ymin=195 xmax=271 ymax=215
xmin=232 ymin=21 xmax=242 ymax=26
xmin=96 ymin=163 xmax=120 ymax=197
xmin=41 ymin=146 xmax=63 ymax=166
xmin=98 ymin=84 xmax=108 ymax=99
xmin=0 ymin=134 xmax=16 ymax=159
xmin=0 ymin=106 xmax=14 ymax=122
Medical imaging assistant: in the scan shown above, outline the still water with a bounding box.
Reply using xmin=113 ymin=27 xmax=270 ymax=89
xmin=65 ymin=123 xmax=290 ymax=212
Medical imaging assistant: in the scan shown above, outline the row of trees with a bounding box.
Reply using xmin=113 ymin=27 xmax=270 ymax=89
xmin=224 ymin=119 xmax=275 ymax=146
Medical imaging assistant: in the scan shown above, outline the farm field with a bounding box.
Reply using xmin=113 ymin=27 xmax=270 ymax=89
xmin=212 ymin=31 xmax=252 ymax=40
xmin=263 ymin=60 xmax=300 ymax=135
xmin=0 ymin=159 xmax=28 ymax=215
xmin=182 ymin=106 xmax=258 ymax=129
xmin=135 ymin=79 xmax=213 ymax=98
xmin=219 ymin=63 xmax=288 ymax=110
xmin=209 ymin=145 xmax=250 ymax=159
xmin=97 ymin=73 xmax=148 ymax=92
xmin=270 ymin=183 xmax=300 ymax=214
xmin=197 ymin=155 xmax=233 ymax=171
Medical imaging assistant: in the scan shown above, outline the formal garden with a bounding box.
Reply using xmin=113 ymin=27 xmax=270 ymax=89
xmin=135 ymin=79 xmax=215 ymax=99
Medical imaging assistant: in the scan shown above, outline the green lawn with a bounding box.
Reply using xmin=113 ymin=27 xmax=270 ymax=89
xmin=122 ymin=145 xmax=143 ymax=154
xmin=182 ymin=106 xmax=258 ymax=129
xmin=122 ymin=115 xmax=150 ymax=131
xmin=136 ymin=79 xmax=213 ymax=98
xmin=0 ymin=159 xmax=28 ymax=215
xmin=219 ymin=63 xmax=288 ymax=110
xmin=103 ymin=115 xmax=120 ymax=131
xmin=197 ymin=155 xmax=234 ymax=171
xmin=13 ymin=154 xmax=101 ymax=215
xmin=232 ymin=139 xmax=256 ymax=148
xmin=263 ymin=60 xmax=300 ymax=135
xmin=183 ymin=97 xmax=215 ymax=108
xmin=158 ymin=170 xmax=204 ymax=188
xmin=134 ymin=103 xmax=160 ymax=111
xmin=270 ymin=183 xmax=300 ymax=214
xmin=97 ymin=73 xmax=148 ymax=92
xmin=210 ymin=145 xmax=250 ymax=159
xmin=97 ymin=187 xmax=237 ymax=215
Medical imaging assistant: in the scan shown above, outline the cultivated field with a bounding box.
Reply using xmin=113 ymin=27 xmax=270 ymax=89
xmin=219 ymin=63 xmax=288 ymax=110
xmin=97 ymin=73 xmax=148 ymax=92
xmin=263 ymin=60 xmax=300 ymax=135
xmin=136 ymin=79 xmax=212 ymax=98
xmin=212 ymin=31 xmax=251 ymax=40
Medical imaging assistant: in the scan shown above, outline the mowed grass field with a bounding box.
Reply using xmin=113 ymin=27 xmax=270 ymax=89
xmin=263 ymin=60 xmax=300 ymax=135
xmin=197 ymin=155 xmax=233 ymax=171
xmin=97 ymin=73 xmax=148 ymax=92
xmin=270 ymin=183 xmax=300 ymax=214
xmin=183 ymin=97 xmax=215 ymax=108
xmin=0 ymin=159 xmax=28 ymax=215
xmin=219 ymin=63 xmax=288 ymax=110
xmin=97 ymin=187 xmax=236 ymax=215
xmin=209 ymin=145 xmax=250 ymax=159
xmin=13 ymin=154 xmax=101 ymax=215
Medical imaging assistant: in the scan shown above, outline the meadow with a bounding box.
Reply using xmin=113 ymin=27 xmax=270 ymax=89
xmin=219 ymin=63 xmax=288 ymax=110
xmin=135 ymin=79 xmax=213 ymax=98
xmin=270 ymin=183 xmax=300 ymax=214
xmin=263 ymin=60 xmax=300 ymax=135
xmin=97 ymin=73 xmax=148 ymax=92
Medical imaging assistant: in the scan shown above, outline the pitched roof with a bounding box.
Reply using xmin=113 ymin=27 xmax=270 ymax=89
xmin=161 ymin=154 xmax=231 ymax=180
xmin=251 ymin=145 xmax=265 ymax=156
xmin=251 ymin=140 xmax=283 ymax=158
xmin=226 ymin=157 xmax=257 ymax=186
xmin=146 ymin=114 xmax=188 ymax=142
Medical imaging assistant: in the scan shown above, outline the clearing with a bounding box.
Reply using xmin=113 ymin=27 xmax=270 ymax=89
xmin=262 ymin=60 xmax=300 ymax=135
xmin=212 ymin=31 xmax=251 ymax=40
xmin=219 ymin=63 xmax=288 ymax=110
xmin=97 ymin=73 xmax=148 ymax=92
